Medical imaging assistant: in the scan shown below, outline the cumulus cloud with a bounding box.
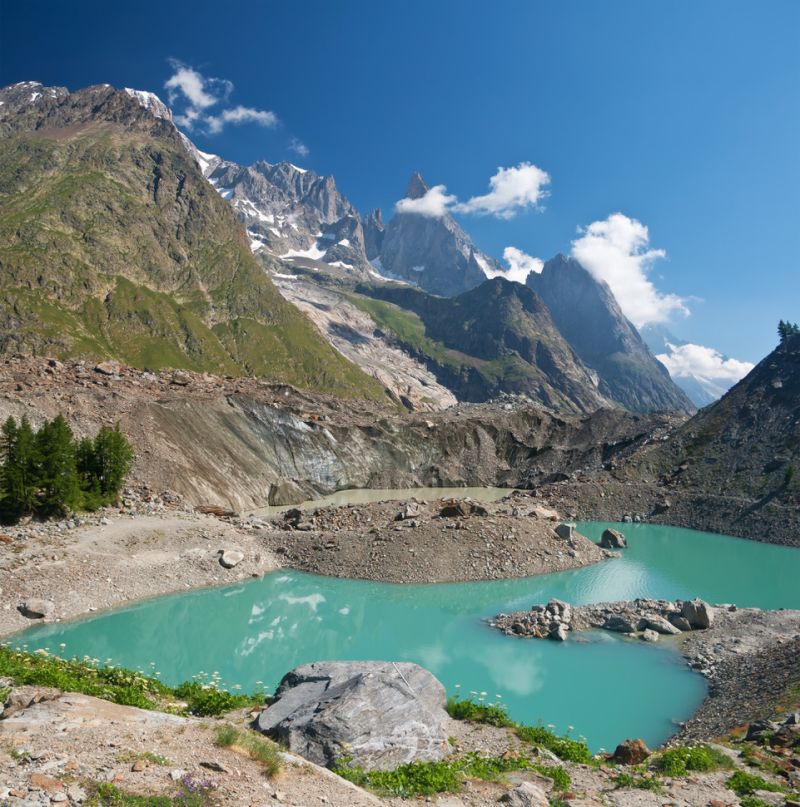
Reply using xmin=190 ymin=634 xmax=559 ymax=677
xmin=394 ymin=162 xmax=550 ymax=220
xmin=289 ymin=137 xmax=309 ymax=158
xmin=571 ymin=213 xmax=689 ymax=328
xmin=454 ymin=163 xmax=550 ymax=219
xmin=499 ymin=247 xmax=544 ymax=282
xmin=657 ymin=342 xmax=754 ymax=383
xmin=395 ymin=184 xmax=458 ymax=217
xmin=165 ymin=60 xmax=279 ymax=135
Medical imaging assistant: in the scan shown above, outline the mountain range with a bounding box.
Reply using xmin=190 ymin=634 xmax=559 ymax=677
xmin=0 ymin=81 xmax=698 ymax=414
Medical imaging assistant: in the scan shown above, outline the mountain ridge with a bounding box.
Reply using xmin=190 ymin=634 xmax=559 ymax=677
xmin=0 ymin=81 xmax=387 ymax=399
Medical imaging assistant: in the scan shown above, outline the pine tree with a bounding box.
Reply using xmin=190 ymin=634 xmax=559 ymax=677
xmin=92 ymin=423 xmax=134 ymax=499
xmin=1 ymin=416 xmax=39 ymax=518
xmin=36 ymin=414 xmax=80 ymax=515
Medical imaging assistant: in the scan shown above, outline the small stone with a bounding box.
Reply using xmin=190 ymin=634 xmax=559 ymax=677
xmin=200 ymin=760 xmax=230 ymax=773
xmin=499 ymin=781 xmax=549 ymax=807
xmin=641 ymin=629 xmax=659 ymax=642
xmin=219 ymin=549 xmax=244 ymax=569
xmin=168 ymin=769 xmax=187 ymax=781
xmin=611 ymin=738 xmax=651 ymax=765
xmin=30 ymin=773 xmax=62 ymax=793
xmin=131 ymin=759 xmax=147 ymax=772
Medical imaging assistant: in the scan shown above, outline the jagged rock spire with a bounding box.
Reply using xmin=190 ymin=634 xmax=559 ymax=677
xmin=405 ymin=171 xmax=429 ymax=200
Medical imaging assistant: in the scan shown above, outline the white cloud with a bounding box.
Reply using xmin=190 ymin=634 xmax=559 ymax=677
xmin=454 ymin=162 xmax=550 ymax=219
xmin=395 ymin=184 xmax=457 ymax=217
xmin=164 ymin=62 xmax=229 ymax=110
xmin=289 ymin=137 xmax=309 ymax=157
xmin=164 ymin=60 xmax=279 ymax=135
xmin=393 ymin=162 xmax=550 ymax=220
xmin=206 ymin=105 xmax=279 ymax=134
xmin=498 ymin=246 xmax=543 ymax=283
xmin=657 ymin=342 xmax=754 ymax=383
xmin=571 ymin=213 xmax=689 ymax=328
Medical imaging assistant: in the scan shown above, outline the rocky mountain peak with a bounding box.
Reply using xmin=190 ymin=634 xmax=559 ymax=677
xmin=528 ymin=254 xmax=695 ymax=413
xmin=405 ymin=171 xmax=429 ymax=200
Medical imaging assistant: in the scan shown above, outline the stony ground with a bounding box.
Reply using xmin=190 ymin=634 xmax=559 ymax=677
xmin=2 ymin=682 xmax=797 ymax=807
xmin=0 ymin=496 xmax=280 ymax=640
xmin=260 ymin=494 xmax=610 ymax=583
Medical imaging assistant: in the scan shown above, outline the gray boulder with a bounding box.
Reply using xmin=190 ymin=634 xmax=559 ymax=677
xmin=18 ymin=599 xmax=54 ymax=619
xmin=641 ymin=629 xmax=659 ymax=642
xmin=604 ymin=615 xmax=637 ymax=633
xmin=668 ymin=613 xmax=693 ymax=631
xmin=256 ymin=661 xmax=448 ymax=770
xmin=681 ymin=598 xmax=715 ymax=629
xmin=218 ymin=549 xmax=244 ymax=569
xmin=499 ymin=782 xmax=549 ymax=807
xmin=641 ymin=614 xmax=682 ymax=635
xmin=599 ymin=528 xmax=627 ymax=549
xmin=554 ymin=523 xmax=575 ymax=541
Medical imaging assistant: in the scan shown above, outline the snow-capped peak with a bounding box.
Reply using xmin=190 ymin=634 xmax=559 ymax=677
xmin=124 ymin=88 xmax=171 ymax=121
xmin=288 ymin=163 xmax=308 ymax=174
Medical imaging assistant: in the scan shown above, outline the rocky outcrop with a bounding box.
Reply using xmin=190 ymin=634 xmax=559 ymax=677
xmin=255 ymin=661 xmax=448 ymax=770
xmin=377 ymin=172 xmax=496 ymax=296
xmin=527 ymin=255 xmax=695 ymax=414
xmin=492 ymin=597 xmax=716 ymax=641
xmin=611 ymin=738 xmax=651 ymax=765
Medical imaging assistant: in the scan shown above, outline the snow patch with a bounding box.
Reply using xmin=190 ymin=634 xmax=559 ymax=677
xmin=280 ymin=243 xmax=327 ymax=261
xmin=337 ymin=239 xmax=351 ymax=248
xmin=288 ymin=163 xmax=307 ymax=174
xmin=29 ymin=92 xmax=41 ymax=103
xmin=124 ymin=88 xmax=170 ymax=120
xmin=411 ymin=265 xmax=425 ymax=272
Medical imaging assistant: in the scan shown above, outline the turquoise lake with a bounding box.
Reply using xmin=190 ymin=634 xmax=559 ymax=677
xmin=11 ymin=521 xmax=800 ymax=752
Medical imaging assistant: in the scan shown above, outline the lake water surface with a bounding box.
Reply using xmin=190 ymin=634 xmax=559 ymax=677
xmin=13 ymin=504 xmax=800 ymax=752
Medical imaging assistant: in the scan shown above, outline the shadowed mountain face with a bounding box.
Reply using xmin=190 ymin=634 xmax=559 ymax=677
xmin=527 ymin=255 xmax=695 ymax=414
xmin=0 ymin=82 xmax=386 ymax=399
xmin=657 ymin=333 xmax=800 ymax=497
xmin=355 ymin=277 xmax=612 ymax=412
xmin=377 ymin=172 xmax=500 ymax=295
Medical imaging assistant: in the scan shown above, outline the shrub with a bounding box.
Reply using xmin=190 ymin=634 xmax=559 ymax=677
xmin=655 ymin=744 xmax=733 ymax=776
xmin=515 ymin=725 xmax=591 ymax=763
xmin=334 ymin=752 xmax=570 ymax=798
xmin=446 ymin=695 xmax=513 ymax=727
xmin=726 ymin=770 xmax=784 ymax=797
xmin=614 ymin=772 xmax=663 ymax=792
xmin=447 ymin=693 xmax=591 ymax=763
xmin=172 ymin=681 xmax=252 ymax=716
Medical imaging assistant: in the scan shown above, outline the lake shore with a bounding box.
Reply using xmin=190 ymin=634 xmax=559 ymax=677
xmin=0 ymin=489 xmax=606 ymax=640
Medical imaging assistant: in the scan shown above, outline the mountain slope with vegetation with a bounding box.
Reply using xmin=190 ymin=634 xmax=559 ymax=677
xmin=0 ymin=82 xmax=386 ymax=399
xmin=353 ymin=277 xmax=612 ymax=412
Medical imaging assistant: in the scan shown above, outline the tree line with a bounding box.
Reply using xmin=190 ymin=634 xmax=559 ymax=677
xmin=778 ymin=320 xmax=800 ymax=343
xmin=1 ymin=414 xmax=134 ymax=523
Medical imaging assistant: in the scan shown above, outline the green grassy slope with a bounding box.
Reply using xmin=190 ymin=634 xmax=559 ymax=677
xmin=0 ymin=103 xmax=385 ymax=400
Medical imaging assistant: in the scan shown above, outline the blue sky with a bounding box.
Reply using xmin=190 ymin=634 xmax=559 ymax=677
xmin=1 ymin=0 xmax=798 ymax=364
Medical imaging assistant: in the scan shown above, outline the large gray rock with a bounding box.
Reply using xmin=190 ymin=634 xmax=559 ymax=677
xmin=681 ymin=598 xmax=715 ymax=629
xmin=599 ymin=528 xmax=627 ymax=549
xmin=641 ymin=614 xmax=682 ymax=635
xmin=256 ymin=661 xmax=448 ymax=770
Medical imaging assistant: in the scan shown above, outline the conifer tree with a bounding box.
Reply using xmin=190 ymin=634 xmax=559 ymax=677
xmin=92 ymin=423 xmax=134 ymax=499
xmin=36 ymin=414 xmax=80 ymax=515
xmin=1 ymin=415 xmax=38 ymax=517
